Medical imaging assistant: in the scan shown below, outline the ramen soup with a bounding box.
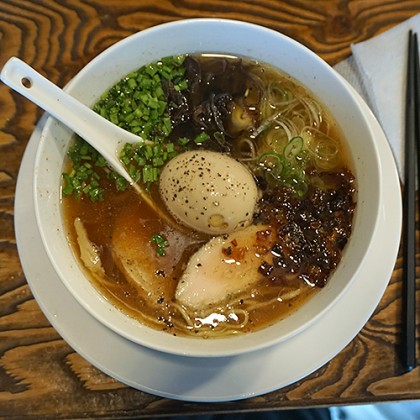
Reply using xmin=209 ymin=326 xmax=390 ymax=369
xmin=62 ymin=54 xmax=356 ymax=338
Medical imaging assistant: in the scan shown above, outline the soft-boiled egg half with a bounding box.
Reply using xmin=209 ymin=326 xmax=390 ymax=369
xmin=159 ymin=150 xmax=259 ymax=235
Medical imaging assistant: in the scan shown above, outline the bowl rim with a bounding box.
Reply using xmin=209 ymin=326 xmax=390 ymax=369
xmin=33 ymin=17 xmax=383 ymax=358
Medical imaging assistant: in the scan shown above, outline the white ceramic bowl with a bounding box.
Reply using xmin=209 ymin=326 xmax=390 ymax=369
xmin=33 ymin=19 xmax=382 ymax=357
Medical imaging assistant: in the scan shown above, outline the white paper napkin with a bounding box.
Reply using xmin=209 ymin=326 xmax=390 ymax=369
xmin=334 ymin=13 xmax=420 ymax=180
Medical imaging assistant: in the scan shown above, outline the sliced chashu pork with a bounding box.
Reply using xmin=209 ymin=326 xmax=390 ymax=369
xmin=175 ymin=224 xmax=275 ymax=310
xmin=111 ymin=205 xmax=199 ymax=301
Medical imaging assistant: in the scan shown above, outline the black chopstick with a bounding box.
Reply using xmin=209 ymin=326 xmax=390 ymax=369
xmin=401 ymin=30 xmax=418 ymax=372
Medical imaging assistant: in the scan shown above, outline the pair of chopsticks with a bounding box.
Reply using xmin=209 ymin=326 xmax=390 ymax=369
xmin=402 ymin=30 xmax=418 ymax=372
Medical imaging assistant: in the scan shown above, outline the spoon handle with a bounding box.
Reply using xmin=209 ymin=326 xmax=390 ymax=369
xmin=0 ymin=57 xmax=139 ymax=181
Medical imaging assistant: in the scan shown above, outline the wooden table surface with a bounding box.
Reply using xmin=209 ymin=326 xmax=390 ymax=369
xmin=1 ymin=0 xmax=420 ymax=418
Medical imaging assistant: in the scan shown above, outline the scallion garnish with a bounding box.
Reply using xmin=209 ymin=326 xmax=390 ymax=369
xmin=93 ymin=55 xmax=187 ymax=145
xmin=194 ymin=132 xmax=210 ymax=144
xmin=62 ymin=137 xmax=108 ymax=201
xmin=257 ymin=136 xmax=308 ymax=196
xmin=150 ymin=233 xmax=169 ymax=256
xmin=63 ymin=55 xmax=190 ymax=201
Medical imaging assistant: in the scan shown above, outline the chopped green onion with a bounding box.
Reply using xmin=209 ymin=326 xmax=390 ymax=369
xmin=63 ymin=55 xmax=190 ymax=199
xmin=150 ymin=233 xmax=169 ymax=256
xmin=257 ymin=136 xmax=308 ymax=196
xmin=178 ymin=137 xmax=190 ymax=146
xmin=62 ymin=137 xmax=107 ymax=201
xmin=284 ymin=136 xmax=303 ymax=160
xmin=93 ymin=55 xmax=187 ymax=147
xmin=194 ymin=132 xmax=210 ymax=144
xmin=258 ymin=152 xmax=284 ymax=179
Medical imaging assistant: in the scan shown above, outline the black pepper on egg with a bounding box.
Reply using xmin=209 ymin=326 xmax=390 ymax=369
xmin=158 ymin=150 xmax=258 ymax=234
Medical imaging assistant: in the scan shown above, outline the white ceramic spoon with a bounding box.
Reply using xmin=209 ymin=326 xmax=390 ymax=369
xmin=0 ymin=56 xmax=176 ymax=226
xmin=0 ymin=56 xmax=146 ymax=184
